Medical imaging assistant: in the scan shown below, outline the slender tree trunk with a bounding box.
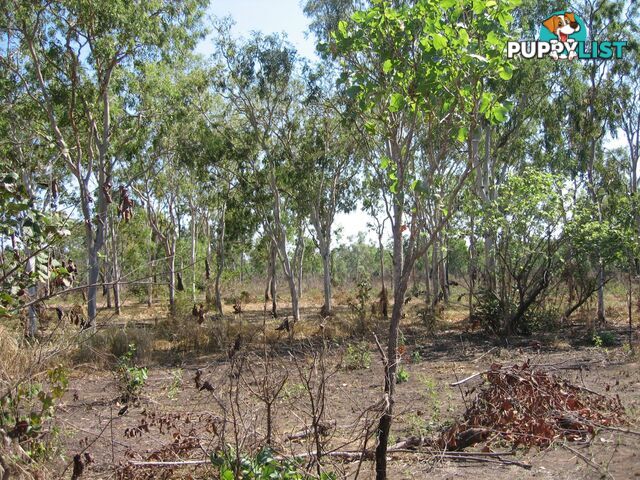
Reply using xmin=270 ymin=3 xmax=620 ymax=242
xmin=110 ymin=214 xmax=121 ymax=314
xmin=214 ymin=205 xmax=226 ymax=315
xmin=375 ymin=201 xmax=405 ymax=480
xmin=439 ymin=241 xmax=449 ymax=304
xmin=467 ymin=127 xmax=482 ymax=321
xmin=378 ymin=232 xmax=386 ymax=294
xmin=375 ymin=137 xmax=423 ymax=480
xmin=321 ymin=251 xmax=332 ymax=315
xmin=147 ymin=232 xmax=155 ymax=308
xmin=483 ymin=127 xmax=497 ymax=293
xmin=26 ymin=255 xmax=37 ymax=338
xmin=267 ymin=174 xmax=300 ymax=323
xmin=295 ymin=228 xmax=304 ymax=299
xmin=105 ymin=270 xmax=112 ymax=308
xmin=87 ymin=246 xmax=100 ymax=326
xmin=168 ymin=242 xmax=176 ymax=315
xmin=424 ymin=247 xmax=431 ymax=308
xmin=190 ymin=199 xmax=197 ymax=303
xmin=431 ymin=236 xmax=440 ymax=309
xmin=270 ymin=241 xmax=278 ymax=317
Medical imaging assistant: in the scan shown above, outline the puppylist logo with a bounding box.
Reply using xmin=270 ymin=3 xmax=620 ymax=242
xmin=507 ymin=11 xmax=627 ymax=60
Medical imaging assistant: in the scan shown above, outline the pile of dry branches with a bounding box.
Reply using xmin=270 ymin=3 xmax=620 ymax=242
xmin=440 ymin=361 xmax=626 ymax=450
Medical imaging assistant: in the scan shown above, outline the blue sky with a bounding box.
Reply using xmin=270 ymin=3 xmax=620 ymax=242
xmin=198 ymin=0 xmax=319 ymax=61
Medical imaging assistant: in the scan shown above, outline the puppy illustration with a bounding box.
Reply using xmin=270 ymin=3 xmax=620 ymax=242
xmin=543 ymin=12 xmax=581 ymax=60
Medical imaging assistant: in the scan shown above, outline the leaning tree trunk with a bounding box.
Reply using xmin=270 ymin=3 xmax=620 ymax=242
xmin=375 ymin=196 xmax=407 ymax=480
xmin=269 ymin=240 xmax=278 ymax=317
xmin=267 ymin=175 xmax=301 ymax=323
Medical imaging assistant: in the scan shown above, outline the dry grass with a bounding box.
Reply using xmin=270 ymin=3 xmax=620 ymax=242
xmin=0 ymin=325 xmax=28 ymax=392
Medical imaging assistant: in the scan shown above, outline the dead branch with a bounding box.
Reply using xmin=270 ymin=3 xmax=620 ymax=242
xmin=449 ymin=371 xmax=487 ymax=387
xmin=559 ymin=443 xmax=612 ymax=479
xmin=127 ymin=447 xmax=532 ymax=469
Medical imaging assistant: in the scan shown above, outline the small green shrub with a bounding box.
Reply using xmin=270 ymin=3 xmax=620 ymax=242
xmin=395 ymin=366 xmax=409 ymax=384
xmin=475 ymin=289 xmax=560 ymax=334
xmin=0 ymin=365 xmax=68 ymax=461
xmin=348 ymin=279 xmax=372 ymax=333
xmin=411 ymin=350 xmax=422 ymax=363
xmin=167 ymin=369 xmax=183 ymax=401
xmin=343 ymin=342 xmax=371 ymax=370
xmin=116 ymin=344 xmax=148 ymax=402
xmin=211 ymin=446 xmax=335 ymax=479
xmin=417 ymin=308 xmax=437 ymax=334
xmin=282 ymin=382 xmax=306 ymax=400
xmin=592 ymin=330 xmax=616 ymax=348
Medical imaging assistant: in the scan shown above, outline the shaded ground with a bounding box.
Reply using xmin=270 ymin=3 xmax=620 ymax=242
xmin=51 ymin=297 xmax=640 ymax=480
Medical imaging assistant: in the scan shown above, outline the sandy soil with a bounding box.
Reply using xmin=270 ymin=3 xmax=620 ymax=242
xmin=51 ymin=301 xmax=640 ymax=480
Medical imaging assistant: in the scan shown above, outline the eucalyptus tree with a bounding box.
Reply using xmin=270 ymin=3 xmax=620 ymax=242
xmin=613 ymin=45 xmax=640 ymax=281
xmin=1 ymin=0 xmax=207 ymax=327
xmin=330 ymin=0 xmax=518 ymax=476
xmin=127 ymin=59 xmax=209 ymax=314
xmin=297 ymin=68 xmax=360 ymax=315
xmin=214 ymin=28 xmax=308 ymax=324
xmin=303 ymin=0 xmax=367 ymax=45
xmin=206 ymin=126 xmax=261 ymax=315
xmin=562 ymin=0 xmax=637 ymax=326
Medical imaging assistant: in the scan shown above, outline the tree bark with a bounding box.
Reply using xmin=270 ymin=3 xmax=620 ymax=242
xmin=214 ymin=204 xmax=226 ymax=315
xmin=167 ymin=241 xmax=176 ymax=315
xmin=110 ymin=213 xmax=121 ymax=314
xmin=190 ymin=199 xmax=197 ymax=303
xmin=321 ymin=251 xmax=332 ymax=315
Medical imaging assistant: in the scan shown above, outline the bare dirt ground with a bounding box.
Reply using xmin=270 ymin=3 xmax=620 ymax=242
xmin=51 ymin=295 xmax=640 ymax=480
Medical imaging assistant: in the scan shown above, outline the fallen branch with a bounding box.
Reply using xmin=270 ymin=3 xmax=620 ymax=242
xmin=472 ymin=347 xmax=498 ymax=363
xmin=559 ymin=443 xmax=611 ymax=479
xmin=592 ymin=424 xmax=640 ymax=436
xmin=449 ymin=371 xmax=487 ymax=387
xmin=129 ymin=459 xmax=208 ymax=467
xmin=285 ymin=421 xmax=335 ymax=442
xmin=127 ymin=447 xmax=531 ymax=470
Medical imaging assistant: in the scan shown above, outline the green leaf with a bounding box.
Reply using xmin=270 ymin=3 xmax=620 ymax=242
xmin=352 ymin=11 xmax=367 ymax=23
xmin=492 ymin=104 xmax=509 ymax=122
xmin=431 ymin=33 xmax=448 ymax=50
xmin=487 ymin=31 xmax=501 ymax=46
xmin=480 ymin=92 xmax=492 ymax=113
xmin=346 ymin=85 xmax=361 ymax=99
xmin=338 ymin=20 xmax=348 ymax=37
xmin=472 ymin=0 xmax=486 ymax=14
xmin=365 ymin=121 xmax=376 ymax=134
xmin=457 ymin=127 xmax=468 ymax=143
xmin=382 ymin=59 xmax=393 ymax=73
xmin=498 ymin=65 xmax=513 ymax=80
xmin=458 ymin=27 xmax=469 ymax=46
xmin=388 ymin=93 xmax=405 ymax=112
